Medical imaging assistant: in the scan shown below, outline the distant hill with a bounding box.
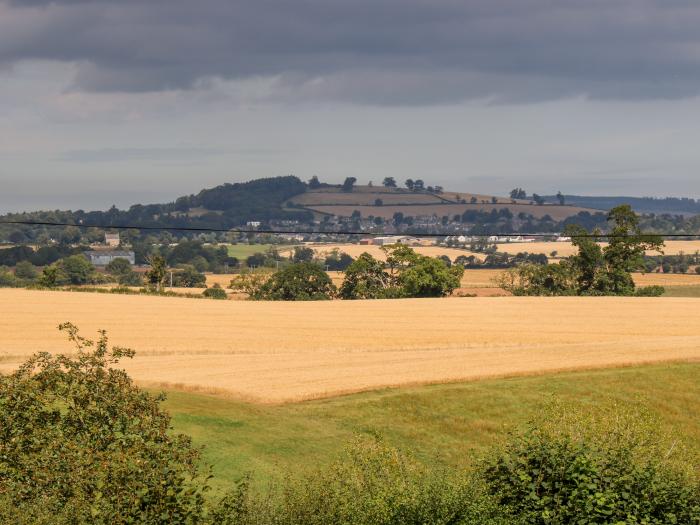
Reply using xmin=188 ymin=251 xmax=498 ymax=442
xmin=0 ymin=177 xmax=603 ymax=244
xmin=1 ymin=176 xmax=313 ymax=233
xmin=543 ymin=195 xmax=700 ymax=216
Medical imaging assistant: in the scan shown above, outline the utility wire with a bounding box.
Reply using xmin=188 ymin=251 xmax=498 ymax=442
xmin=0 ymin=219 xmax=697 ymax=239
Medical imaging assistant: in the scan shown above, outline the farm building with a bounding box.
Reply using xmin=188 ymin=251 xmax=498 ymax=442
xmin=85 ymin=250 xmax=135 ymax=266
xmin=373 ymin=236 xmax=421 ymax=246
xmin=104 ymin=232 xmax=120 ymax=247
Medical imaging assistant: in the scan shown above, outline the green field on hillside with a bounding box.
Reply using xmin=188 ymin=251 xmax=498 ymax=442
xmin=162 ymin=362 xmax=700 ymax=493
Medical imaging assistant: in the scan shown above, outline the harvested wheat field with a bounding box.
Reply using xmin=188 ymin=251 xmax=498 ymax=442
xmin=280 ymin=243 xmax=485 ymax=261
xmin=1 ymin=289 xmax=699 ymax=403
xmin=496 ymin=240 xmax=700 ymax=258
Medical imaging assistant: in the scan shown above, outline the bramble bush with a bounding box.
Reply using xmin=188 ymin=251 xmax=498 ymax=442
xmin=481 ymin=399 xmax=700 ymax=524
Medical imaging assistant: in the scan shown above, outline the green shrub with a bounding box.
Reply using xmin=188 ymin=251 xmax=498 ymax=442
xmin=203 ymin=283 xmax=228 ymax=299
xmin=211 ymin=437 xmax=513 ymax=525
xmin=0 ymin=268 xmax=21 ymax=287
xmin=172 ymin=264 xmax=207 ymax=288
xmin=481 ymin=400 xmax=700 ymax=524
xmin=59 ymin=254 xmax=96 ymax=285
xmin=0 ymin=324 xmax=208 ymax=524
xmin=14 ymin=260 xmax=38 ymax=280
xmin=118 ymin=269 xmax=144 ymax=286
xmin=634 ymin=285 xmax=665 ymax=296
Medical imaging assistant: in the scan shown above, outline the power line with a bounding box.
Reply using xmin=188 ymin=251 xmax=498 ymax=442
xmin=0 ymin=219 xmax=697 ymax=239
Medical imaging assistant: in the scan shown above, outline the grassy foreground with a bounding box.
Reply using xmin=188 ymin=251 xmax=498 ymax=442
xmin=161 ymin=362 xmax=700 ymax=492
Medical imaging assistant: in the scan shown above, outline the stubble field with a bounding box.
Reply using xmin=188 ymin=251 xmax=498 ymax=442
xmin=1 ymin=289 xmax=698 ymax=403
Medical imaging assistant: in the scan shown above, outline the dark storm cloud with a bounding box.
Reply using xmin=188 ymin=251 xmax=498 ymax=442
xmin=3 ymin=0 xmax=700 ymax=103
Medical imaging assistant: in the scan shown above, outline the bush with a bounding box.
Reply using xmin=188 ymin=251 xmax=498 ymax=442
xmin=291 ymin=246 xmax=315 ymax=263
xmin=172 ymin=265 xmax=207 ymax=288
xmin=105 ymin=257 xmax=132 ymax=276
xmin=481 ymin=400 xmax=700 ymax=524
xmin=203 ymin=283 xmax=228 ymax=299
xmin=324 ymin=249 xmax=354 ymax=271
xmin=0 ymin=267 xmax=22 ymax=287
xmin=634 ymin=285 xmax=665 ymax=296
xmin=0 ymin=324 xmax=208 ymax=524
xmin=117 ymin=269 xmax=143 ymax=286
xmin=14 ymin=260 xmax=38 ymax=280
xmin=59 ymin=254 xmax=96 ymax=285
xmin=211 ymin=437 xmax=512 ymax=525
xmin=498 ymin=262 xmax=578 ymax=296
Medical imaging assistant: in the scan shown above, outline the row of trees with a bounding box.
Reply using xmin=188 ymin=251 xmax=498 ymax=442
xmin=509 ymin=188 xmax=566 ymax=205
xmin=334 ymin=176 xmax=444 ymax=194
xmin=499 ymin=206 xmax=666 ymax=296
xmin=232 ymin=245 xmax=464 ymax=301
xmin=1 ymin=325 xmax=697 ymax=523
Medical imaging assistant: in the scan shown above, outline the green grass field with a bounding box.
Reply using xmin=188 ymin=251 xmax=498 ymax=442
xmin=226 ymin=243 xmax=296 ymax=260
xmin=664 ymin=285 xmax=700 ymax=297
xmin=161 ymin=362 xmax=700 ymax=493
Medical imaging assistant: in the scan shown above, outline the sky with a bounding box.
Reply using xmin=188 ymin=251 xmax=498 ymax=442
xmin=2 ymin=0 xmax=700 ymax=213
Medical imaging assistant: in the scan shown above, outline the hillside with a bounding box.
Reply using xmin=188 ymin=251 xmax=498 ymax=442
xmin=289 ymin=185 xmax=597 ymax=221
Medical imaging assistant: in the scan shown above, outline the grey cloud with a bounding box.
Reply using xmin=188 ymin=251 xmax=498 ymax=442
xmin=3 ymin=0 xmax=700 ymax=103
xmin=60 ymin=147 xmax=221 ymax=162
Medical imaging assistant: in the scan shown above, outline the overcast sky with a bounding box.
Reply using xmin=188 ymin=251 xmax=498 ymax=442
xmin=2 ymin=0 xmax=700 ymax=212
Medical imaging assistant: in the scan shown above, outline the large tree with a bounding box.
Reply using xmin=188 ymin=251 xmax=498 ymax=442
xmin=339 ymin=253 xmax=394 ymax=299
xmin=340 ymin=246 xmax=463 ymax=299
xmin=602 ymin=205 xmax=664 ymax=295
xmin=249 ymin=262 xmax=336 ymax=300
xmin=499 ymin=205 xmax=664 ymax=296
xmin=341 ymin=177 xmax=357 ymax=192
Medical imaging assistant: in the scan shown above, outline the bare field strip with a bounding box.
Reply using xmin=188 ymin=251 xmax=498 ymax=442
xmin=1 ymin=289 xmax=699 ymax=403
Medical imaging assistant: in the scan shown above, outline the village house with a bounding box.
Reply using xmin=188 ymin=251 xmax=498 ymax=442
xmin=84 ymin=250 xmax=136 ymax=266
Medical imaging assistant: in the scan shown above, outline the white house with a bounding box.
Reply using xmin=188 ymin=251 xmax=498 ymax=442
xmin=85 ymin=250 xmax=136 ymax=266
xmin=373 ymin=235 xmax=421 ymax=246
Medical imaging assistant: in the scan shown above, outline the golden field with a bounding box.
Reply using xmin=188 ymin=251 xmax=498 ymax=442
xmin=1 ymin=289 xmax=698 ymax=403
xmin=495 ymin=239 xmax=700 ymax=257
xmin=279 ymin=243 xmax=485 ymax=261
xmin=275 ymin=239 xmax=700 ymax=263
